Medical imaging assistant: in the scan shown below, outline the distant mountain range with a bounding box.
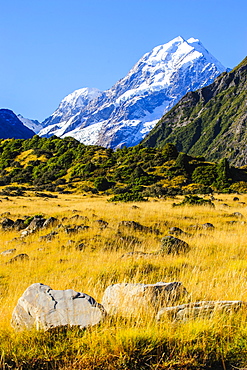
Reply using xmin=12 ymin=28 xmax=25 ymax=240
xmin=142 ymin=57 xmax=247 ymax=166
xmin=0 ymin=109 xmax=35 ymax=139
xmin=37 ymin=36 xmax=227 ymax=148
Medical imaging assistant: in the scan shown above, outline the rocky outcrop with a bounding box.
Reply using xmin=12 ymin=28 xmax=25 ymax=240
xmin=102 ymin=282 xmax=187 ymax=315
xmin=11 ymin=283 xmax=106 ymax=331
xmin=156 ymin=300 xmax=247 ymax=321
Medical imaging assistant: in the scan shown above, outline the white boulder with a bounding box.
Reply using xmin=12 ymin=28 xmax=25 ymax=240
xmin=102 ymin=281 xmax=187 ymax=315
xmin=11 ymin=283 xmax=106 ymax=330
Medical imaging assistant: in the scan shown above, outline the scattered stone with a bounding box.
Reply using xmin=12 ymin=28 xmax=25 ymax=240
xmin=8 ymin=253 xmax=29 ymax=263
xmin=118 ymin=220 xmax=160 ymax=234
xmin=156 ymin=300 xmax=247 ymax=321
xmin=11 ymin=283 xmax=106 ymax=331
xmin=226 ymin=220 xmax=237 ymax=225
xmin=117 ymin=232 xmax=141 ymax=245
xmin=159 ymin=236 xmax=190 ymax=254
xmin=189 ymin=224 xmax=201 ymax=230
xmin=169 ymin=227 xmax=187 ymax=236
xmin=102 ymin=282 xmax=187 ymax=316
xmin=233 ymin=197 xmax=240 ymax=201
xmin=95 ymin=219 xmax=108 ymax=228
xmin=20 ymin=230 xmax=32 ymax=237
xmin=25 ymin=216 xmax=46 ymax=233
xmin=202 ymin=223 xmax=215 ymax=230
xmin=1 ymin=218 xmax=14 ymax=230
xmin=70 ymin=215 xmax=89 ymax=222
xmin=1 ymin=248 xmax=16 ymax=256
xmin=1 ymin=212 xmax=11 ymax=216
xmin=54 ymin=224 xmax=65 ymax=230
xmin=20 ymin=216 xmax=46 ymax=236
xmin=64 ymin=225 xmax=89 ymax=234
xmin=12 ymin=219 xmax=26 ymax=231
xmin=43 ymin=217 xmax=58 ymax=228
xmin=75 ymin=243 xmax=85 ymax=251
xmin=121 ymin=251 xmax=150 ymax=259
xmin=39 ymin=231 xmax=58 ymax=242
xmin=131 ymin=205 xmax=140 ymax=209
xmin=118 ymin=220 xmax=146 ymax=231
xmin=231 ymin=212 xmax=244 ymax=219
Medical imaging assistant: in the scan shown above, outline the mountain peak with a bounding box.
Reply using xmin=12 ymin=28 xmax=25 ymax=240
xmin=39 ymin=36 xmax=227 ymax=148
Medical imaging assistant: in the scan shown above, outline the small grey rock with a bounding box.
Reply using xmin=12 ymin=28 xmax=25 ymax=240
xmin=202 ymin=223 xmax=215 ymax=230
xmin=159 ymin=236 xmax=190 ymax=254
xmin=231 ymin=212 xmax=244 ymax=219
xmin=1 ymin=218 xmax=14 ymax=230
xmin=8 ymin=253 xmax=29 ymax=263
xmin=42 ymin=217 xmax=58 ymax=228
xmin=1 ymin=248 xmax=16 ymax=256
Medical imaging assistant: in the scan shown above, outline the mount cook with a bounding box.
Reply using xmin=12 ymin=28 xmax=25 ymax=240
xmin=36 ymin=36 xmax=227 ymax=149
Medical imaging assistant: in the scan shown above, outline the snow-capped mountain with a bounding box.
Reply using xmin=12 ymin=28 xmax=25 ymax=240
xmin=17 ymin=114 xmax=42 ymax=134
xmin=39 ymin=36 xmax=227 ymax=148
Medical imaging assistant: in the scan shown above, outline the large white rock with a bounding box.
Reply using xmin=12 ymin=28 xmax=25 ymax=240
xmin=11 ymin=283 xmax=106 ymax=330
xmin=156 ymin=300 xmax=247 ymax=321
xmin=102 ymin=281 xmax=187 ymax=315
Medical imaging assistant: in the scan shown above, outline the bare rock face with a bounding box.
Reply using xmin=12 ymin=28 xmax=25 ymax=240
xmin=156 ymin=300 xmax=247 ymax=321
xmin=11 ymin=283 xmax=106 ymax=331
xmin=102 ymin=282 xmax=187 ymax=316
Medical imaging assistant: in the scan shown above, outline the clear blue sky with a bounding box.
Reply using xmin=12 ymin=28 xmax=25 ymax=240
xmin=0 ymin=0 xmax=246 ymax=122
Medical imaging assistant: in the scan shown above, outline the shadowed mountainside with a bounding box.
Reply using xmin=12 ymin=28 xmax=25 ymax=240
xmin=142 ymin=57 xmax=247 ymax=166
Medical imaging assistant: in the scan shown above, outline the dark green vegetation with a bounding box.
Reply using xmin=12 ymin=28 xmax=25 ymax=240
xmin=1 ymin=136 xmax=247 ymax=198
xmin=142 ymin=57 xmax=247 ymax=167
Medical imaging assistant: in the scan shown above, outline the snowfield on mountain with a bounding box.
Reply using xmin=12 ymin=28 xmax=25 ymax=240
xmin=38 ymin=36 xmax=227 ymax=149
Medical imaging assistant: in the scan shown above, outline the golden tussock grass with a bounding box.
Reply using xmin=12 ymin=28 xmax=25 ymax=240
xmin=0 ymin=192 xmax=247 ymax=369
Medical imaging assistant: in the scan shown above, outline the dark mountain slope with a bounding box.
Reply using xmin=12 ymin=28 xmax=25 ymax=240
xmin=0 ymin=109 xmax=35 ymax=139
xmin=142 ymin=57 xmax=247 ymax=166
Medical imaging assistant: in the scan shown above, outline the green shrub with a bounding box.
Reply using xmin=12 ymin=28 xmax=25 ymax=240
xmin=94 ymin=176 xmax=114 ymax=191
xmin=162 ymin=143 xmax=178 ymax=161
xmin=192 ymin=165 xmax=217 ymax=186
xmin=173 ymin=195 xmax=214 ymax=207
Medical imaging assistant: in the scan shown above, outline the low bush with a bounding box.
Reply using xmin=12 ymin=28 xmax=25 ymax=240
xmin=173 ymin=195 xmax=214 ymax=207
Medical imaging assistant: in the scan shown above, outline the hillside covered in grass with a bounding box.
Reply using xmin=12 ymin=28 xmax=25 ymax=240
xmin=1 ymin=135 xmax=247 ymax=200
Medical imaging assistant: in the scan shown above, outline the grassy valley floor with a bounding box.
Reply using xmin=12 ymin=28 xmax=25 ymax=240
xmin=0 ymin=192 xmax=247 ymax=369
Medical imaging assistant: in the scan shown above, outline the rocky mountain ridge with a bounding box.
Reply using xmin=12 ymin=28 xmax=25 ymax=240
xmin=38 ymin=36 xmax=227 ymax=149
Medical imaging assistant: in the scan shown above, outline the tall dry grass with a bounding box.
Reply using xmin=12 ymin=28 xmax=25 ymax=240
xmin=0 ymin=193 xmax=247 ymax=369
